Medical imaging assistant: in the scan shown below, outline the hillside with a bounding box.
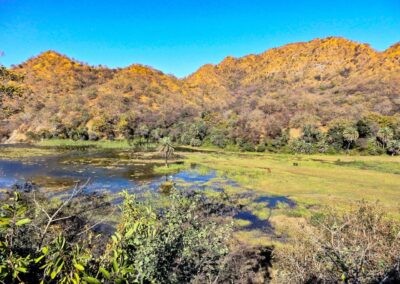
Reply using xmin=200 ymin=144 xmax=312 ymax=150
xmin=185 ymin=37 xmax=399 ymax=124
xmin=1 ymin=37 xmax=399 ymax=144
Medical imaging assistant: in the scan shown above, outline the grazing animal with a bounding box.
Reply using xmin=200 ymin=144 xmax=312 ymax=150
xmin=293 ymin=162 xmax=299 ymax=166
xmin=266 ymin=167 xmax=272 ymax=173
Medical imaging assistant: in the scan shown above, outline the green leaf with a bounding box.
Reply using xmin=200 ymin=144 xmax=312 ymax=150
xmin=34 ymin=255 xmax=45 ymax=263
xmin=74 ymin=263 xmax=85 ymax=271
xmin=111 ymin=235 xmax=118 ymax=243
xmin=15 ymin=267 xmax=27 ymax=273
xmin=125 ymin=227 xmax=135 ymax=238
xmin=42 ymin=246 xmax=49 ymax=254
xmin=99 ymin=267 xmax=110 ymax=279
xmin=82 ymin=276 xmax=101 ymax=284
xmin=16 ymin=218 xmax=31 ymax=226
xmin=55 ymin=261 xmax=64 ymax=274
xmin=112 ymin=259 xmax=119 ymax=272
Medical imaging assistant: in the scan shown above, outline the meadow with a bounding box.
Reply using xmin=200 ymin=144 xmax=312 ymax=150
xmin=172 ymin=150 xmax=399 ymax=244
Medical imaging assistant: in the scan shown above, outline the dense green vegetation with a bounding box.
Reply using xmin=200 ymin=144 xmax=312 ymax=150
xmin=1 ymin=188 xmax=255 ymax=283
xmin=30 ymin=112 xmax=400 ymax=156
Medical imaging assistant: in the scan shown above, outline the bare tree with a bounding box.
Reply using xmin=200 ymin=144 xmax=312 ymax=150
xmin=32 ymin=179 xmax=97 ymax=248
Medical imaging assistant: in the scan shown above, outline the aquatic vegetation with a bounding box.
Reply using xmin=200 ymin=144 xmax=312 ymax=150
xmin=0 ymin=146 xmax=59 ymax=159
xmin=36 ymin=139 xmax=133 ymax=149
xmin=153 ymin=163 xmax=188 ymax=174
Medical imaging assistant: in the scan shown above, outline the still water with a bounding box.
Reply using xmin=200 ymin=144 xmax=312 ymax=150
xmin=0 ymin=145 xmax=295 ymax=231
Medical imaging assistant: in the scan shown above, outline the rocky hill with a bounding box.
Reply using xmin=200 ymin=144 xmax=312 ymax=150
xmin=1 ymin=37 xmax=399 ymax=142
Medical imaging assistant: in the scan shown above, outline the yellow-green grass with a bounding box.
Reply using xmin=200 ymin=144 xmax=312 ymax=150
xmin=153 ymin=163 xmax=188 ymax=174
xmin=183 ymin=152 xmax=400 ymax=245
xmin=36 ymin=139 xmax=134 ymax=149
xmin=185 ymin=152 xmax=400 ymax=214
xmin=0 ymin=146 xmax=59 ymax=159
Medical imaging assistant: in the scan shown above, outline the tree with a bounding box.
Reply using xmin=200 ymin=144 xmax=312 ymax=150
xmin=355 ymin=119 xmax=372 ymax=138
xmin=343 ymin=127 xmax=359 ymax=152
xmin=302 ymin=125 xmax=323 ymax=144
xmin=159 ymin=137 xmax=174 ymax=167
xmin=377 ymin=127 xmax=394 ymax=148
xmin=387 ymin=140 xmax=400 ymax=156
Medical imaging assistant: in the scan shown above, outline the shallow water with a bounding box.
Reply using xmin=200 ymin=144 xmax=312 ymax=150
xmin=254 ymin=195 xmax=296 ymax=208
xmin=233 ymin=211 xmax=273 ymax=232
xmin=0 ymin=147 xmax=237 ymax=194
xmin=0 ymin=145 xmax=296 ymax=232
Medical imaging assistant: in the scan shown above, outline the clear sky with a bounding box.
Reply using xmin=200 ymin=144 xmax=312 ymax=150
xmin=0 ymin=0 xmax=399 ymax=77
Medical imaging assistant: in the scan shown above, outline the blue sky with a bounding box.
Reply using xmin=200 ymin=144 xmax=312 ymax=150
xmin=0 ymin=0 xmax=399 ymax=77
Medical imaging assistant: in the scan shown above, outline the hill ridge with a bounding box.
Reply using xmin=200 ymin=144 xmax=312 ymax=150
xmin=1 ymin=36 xmax=399 ymax=143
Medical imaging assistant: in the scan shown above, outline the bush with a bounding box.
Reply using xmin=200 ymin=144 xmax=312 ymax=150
xmin=210 ymin=132 xmax=228 ymax=148
xmin=256 ymin=144 xmax=266 ymax=152
xmin=239 ymin=141 xmax=256 ymax=152
xmin=26 ymin=131 xmax=39 ymax=141
xmin=327 ymin=124 xmax=346 ymax=150
xmin=367 ymin=138 xmax=385 ymax=155
xmin=302 ymin=125 xmax=323 ymax=144
xmin=88 ymin=131 xmax=99 ymax=141
xmin=387 ymin=140 xmax=400 ymax=156
xmin=289 ymin=139 xmax=315 ymax=154
xmin=275 ymin=201 xmax=400 ymax=283
xmin=190 ymin=138 xmax=202 ymax=147
xmin=1 ymin=187 xmax=253 ymax=283
xmin=180 ymin=132 xmax=192 ymax=145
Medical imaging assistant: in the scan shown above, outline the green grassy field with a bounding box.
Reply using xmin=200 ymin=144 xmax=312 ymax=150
xmin=182 ymin=151 xmax=400 ymax=245
xmin=36 ymin=139 xmax=134 ymax=149
xmin=185 ymin=152 xmax=400 ymax=212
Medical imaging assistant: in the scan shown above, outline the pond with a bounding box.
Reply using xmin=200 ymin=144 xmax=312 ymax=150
xmin=0 ymin=147 xmax=235 ymax=193
xmin=0 ymin=145 xmax=296 ymax=232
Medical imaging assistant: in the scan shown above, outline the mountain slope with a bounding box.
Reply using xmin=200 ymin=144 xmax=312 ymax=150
xmin=186 ymin=37 xmax=399 ymax=115
xmin=2 ymin=37 xmax=400 ymax=142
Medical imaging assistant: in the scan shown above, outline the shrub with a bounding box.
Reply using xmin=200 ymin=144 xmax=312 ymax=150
xmin=88 ymin=131 xmax=99 ymax=141
xmin=289 ymin=139 xmax=315 ymax=154
xmin=0 ymin=187 xmax=239 ymax=283
xmin=26 ymin=131 xmax=39 ymax=141
xmin=302 ymin=124 xmax=323 ymax=144
xmin=367 ymin=138 xmax=385 ymax=155
xmin=180 ymin=132 xmax=192 ymax=145
xmin=256 ymin=144 xmax=266 ymax=152
xmin=210 ymin=132 xmax=228 ymax=148
xmin=190 ymin=138 xmax=202 ymax=147
xmin=387 ymin=140 xmax=400 ymax=156
xmin=239 ymin=141 xmax=256 ymax=152
xmin=327 ymin=124 xmax=346 ymax=150
xmin=275 ymin=201 xmax=400 ymax=283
